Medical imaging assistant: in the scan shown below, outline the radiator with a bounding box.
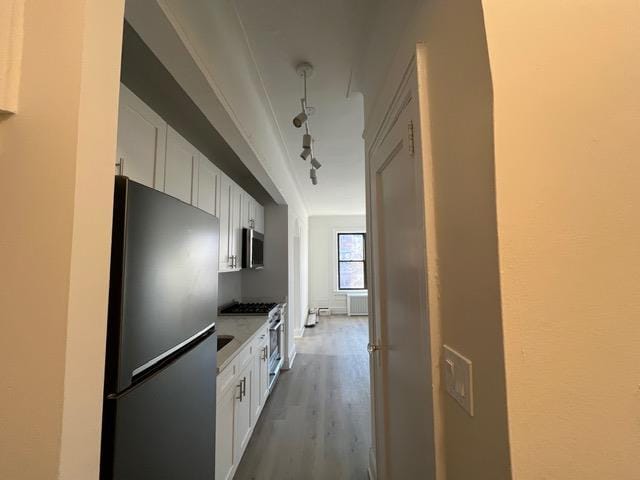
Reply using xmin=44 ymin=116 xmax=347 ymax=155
xmin=347 ymin=292 xmax=369 ymax=316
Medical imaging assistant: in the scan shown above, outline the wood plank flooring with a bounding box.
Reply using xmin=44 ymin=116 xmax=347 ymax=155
xmin=234 ymin=315 xmax=371 ymax=480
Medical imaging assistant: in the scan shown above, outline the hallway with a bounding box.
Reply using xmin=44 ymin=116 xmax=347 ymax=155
xmin=234 ymin=316 xmax=371 ymax=480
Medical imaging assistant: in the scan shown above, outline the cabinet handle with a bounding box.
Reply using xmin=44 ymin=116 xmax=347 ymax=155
xmin=116 ymin=157 xmax=124 ymax=176
xmin=236 ymin=382 xmax=243 ymax=401
xmin=262 ymin=346 xmax=267 ymax=361
xmin=241 ymin=376 xmax=247 ymax=399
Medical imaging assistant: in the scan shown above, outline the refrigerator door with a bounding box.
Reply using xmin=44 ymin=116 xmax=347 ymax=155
xmin=101 ymin=332 xmax=217 ymax=480
xmin=109 ymin=178 xmax=219 ymax=392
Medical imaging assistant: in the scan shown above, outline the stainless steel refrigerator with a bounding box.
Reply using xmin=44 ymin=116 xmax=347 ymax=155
xmin=101 ymin=176 xmax=219 ymax=479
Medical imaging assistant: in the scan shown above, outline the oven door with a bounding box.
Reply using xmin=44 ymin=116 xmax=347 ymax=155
xmin=268 ymin=316 xmax=282 ymax=373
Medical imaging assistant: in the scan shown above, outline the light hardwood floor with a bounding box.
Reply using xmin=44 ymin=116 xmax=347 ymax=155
xmin=234 ymin=315 xmax=371 ymax=480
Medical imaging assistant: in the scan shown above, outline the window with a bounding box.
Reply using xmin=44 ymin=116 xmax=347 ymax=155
xmin=337 ymin=232 xmax=367 ymax=290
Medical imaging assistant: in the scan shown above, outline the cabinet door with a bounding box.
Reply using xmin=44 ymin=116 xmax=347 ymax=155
xmin=251 ymin=333 xmax=267 ymax=422
xmin=116 ymin=85 xmax=166 ymax=188
xmin=165 ymin=126 xmax=198 ymax=204
xmin=241 ymin=191 xmax=251 ymax=230
xmin=196 ymin=157 xmax=220 ymax=217
xmin=230 ymin=184 xmax=244 ymax=271
xmin=233 ymin=361 xmax=252 ymax=464
xmin=215 ymin=382 xmax=238 ymax=480
xmin=218 ymin=174 xmax=233 ymax=272
xmin=254 ymin=203 xmax=264 ymax=234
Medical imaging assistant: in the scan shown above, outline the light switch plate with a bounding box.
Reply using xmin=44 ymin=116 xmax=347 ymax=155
xmin=443 ymin=345 xmax=474 ymax=416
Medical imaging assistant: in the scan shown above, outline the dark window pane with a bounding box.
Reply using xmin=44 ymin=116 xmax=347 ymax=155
xmin=339 ymin=262 xmax=365 ymax=290
xmin=338 ymin=234 xmax=365 ymax=261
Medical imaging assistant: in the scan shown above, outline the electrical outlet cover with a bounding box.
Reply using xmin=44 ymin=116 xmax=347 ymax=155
xmin=443 ymin=345 xmax=474 ymax=416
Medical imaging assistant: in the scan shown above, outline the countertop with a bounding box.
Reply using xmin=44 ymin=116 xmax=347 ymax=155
xmin=216 ymin=315 xmax=269 ymax=373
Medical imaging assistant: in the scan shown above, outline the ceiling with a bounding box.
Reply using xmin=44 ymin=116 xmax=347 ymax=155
xmin=234 ymin=0 xmax=371 ymax=215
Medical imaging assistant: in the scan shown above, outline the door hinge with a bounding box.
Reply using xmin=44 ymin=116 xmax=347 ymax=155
xmin=408 ymin=120 xmax=415 ymax=157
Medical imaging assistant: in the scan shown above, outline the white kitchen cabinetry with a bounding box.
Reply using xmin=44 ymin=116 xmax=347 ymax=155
xmin=251 ymin=332 xmax=269 ymax=420
xmin=218 ymin=173 xmax=244 ymax=272
xmin=215 ymin=325 xmax=270 ymax=480
xmin=196 ymin=156 xmax=221 ymax=217
xmin=233 ymin=359 xmax=253 ymax=464
xmin=254 ymin=203 xmax=264 ymax=234
xmin=116 ymin=86 xmax=166 ymax=188
xmin=164 ymin=126 xmax=199 ymax=205
xmin=231 ymin=184 xmax=244 ymax=269
xmin=116 ymin=84 xmax=267 ymax=268
xmin=215 ymin=381 xmax=236 ymax=480
xmin=241 ymin=192 xmax=264 ymax=234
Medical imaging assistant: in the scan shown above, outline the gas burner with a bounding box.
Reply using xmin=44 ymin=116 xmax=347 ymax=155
xmin=220 ymin=302 xmax=278 ymax=316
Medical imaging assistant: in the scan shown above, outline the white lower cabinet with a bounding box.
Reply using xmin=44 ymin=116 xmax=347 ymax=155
xmin=233 ymin=359 xmax=253 ymax=464
xmin=252 ymin=333 xmax=269 ymax=420
xmin=215 ymin=382 xmax=236 ymax=480
xmin=215 ymin=327 xmax=270 ymax=480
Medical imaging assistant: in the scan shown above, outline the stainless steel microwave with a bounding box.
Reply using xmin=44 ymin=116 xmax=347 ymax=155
xmin=242 ymin=228 xmax=264 ymax=269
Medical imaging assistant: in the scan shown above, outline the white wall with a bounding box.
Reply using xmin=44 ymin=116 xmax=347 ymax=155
xmin=308 ymin=215 xmax=366 ymax=314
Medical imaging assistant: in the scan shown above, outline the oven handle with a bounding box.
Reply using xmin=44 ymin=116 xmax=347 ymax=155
xmin=269 ymin=320 xmax=283 ymax=331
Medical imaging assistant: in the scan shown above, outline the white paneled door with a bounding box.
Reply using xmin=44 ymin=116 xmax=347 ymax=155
xmin=367 ymin=55 xmax=437 ymax=479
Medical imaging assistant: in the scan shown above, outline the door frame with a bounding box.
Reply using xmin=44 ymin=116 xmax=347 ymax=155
xmin=364 ymin=47 xmax=444 ymax=480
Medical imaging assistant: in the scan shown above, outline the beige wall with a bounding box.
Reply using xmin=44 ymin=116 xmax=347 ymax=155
xmin=0 ymin=0 xmax=124 ymax=478
xmin=360 ymin=1 xmax=511 ymax=478
xmin=483 ymin=1 xmax=640 ymax=478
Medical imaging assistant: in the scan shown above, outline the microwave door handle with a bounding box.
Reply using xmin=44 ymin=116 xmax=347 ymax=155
xmin=270 ymin=320 xmax=283 ymax=331
xmin=249 ymin=229 xmax=253 ymax=269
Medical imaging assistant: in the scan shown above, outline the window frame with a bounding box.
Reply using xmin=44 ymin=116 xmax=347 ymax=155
xmin=336 ymin=231 xmax=367 ymax=291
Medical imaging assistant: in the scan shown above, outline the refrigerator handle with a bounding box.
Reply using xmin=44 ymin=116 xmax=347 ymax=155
xmin=108 ymin=323 xmax=216 ymax=400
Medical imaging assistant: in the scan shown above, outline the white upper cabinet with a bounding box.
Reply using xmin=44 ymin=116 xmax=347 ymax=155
xmin=196 ymin=156 xmax=221 ymax=217
xmin=218 ymin=173 xmax=233 ymax=272
xmin=116 ymin=85 xmax=166 ymax=188
xmin=230 ymin=182 xmax=244 ymax=271
xmin=254 ymin=203 xmax=264 ymax=234
xmin=116 ymin=85 xmax=266 ymax=269
xmin=241 ymin=191 xmax=252 ymax=230
xmin=241 ymin=192 xmax=264 ymax=234
xmin=165 ymin=126 xmax=199 ymax=204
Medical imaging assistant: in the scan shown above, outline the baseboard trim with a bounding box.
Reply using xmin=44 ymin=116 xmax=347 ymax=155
xmin=368 ymin=447 xmax=377 ymax=480
xmin=284 ymin=348 xmax=297 ymax=370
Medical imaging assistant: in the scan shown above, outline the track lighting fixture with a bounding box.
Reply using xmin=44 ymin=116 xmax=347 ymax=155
xmin=292 ymin=110 xmax=308 ymax=128
xmin=293 ymin=62 xmax=321 ymax=185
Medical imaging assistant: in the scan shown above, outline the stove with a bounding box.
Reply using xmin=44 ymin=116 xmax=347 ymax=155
xmin=219 ymin=302 xmax=278 ymax=316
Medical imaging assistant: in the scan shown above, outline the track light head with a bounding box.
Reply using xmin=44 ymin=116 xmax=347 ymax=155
xmin=302 ymin=133 xmax=312 ymax=149
xmin=300 ymin=148 xmax=311 ymax=160
xmin=310 ymin=157 xmax=321 ymax=169
xmin=293 ymin=111 xmax=308 ymax=128
xmin=310 ymin=167 xmax=317 ymax=184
